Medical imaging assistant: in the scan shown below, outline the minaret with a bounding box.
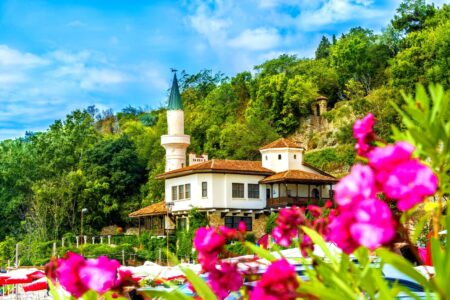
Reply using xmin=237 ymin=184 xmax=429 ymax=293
xmin=161 ymin=71 xmax=190 ymax=171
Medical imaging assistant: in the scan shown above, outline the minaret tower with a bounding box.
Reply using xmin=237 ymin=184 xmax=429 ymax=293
xmin=161 ymin=70 xmax=190 ymax=171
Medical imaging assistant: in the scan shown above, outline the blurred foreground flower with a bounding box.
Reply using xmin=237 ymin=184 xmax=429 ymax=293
xmin=46 ymin=252 xmax=137 ymax=299
xmin=250 ymin=259 xmax=299 ymax=300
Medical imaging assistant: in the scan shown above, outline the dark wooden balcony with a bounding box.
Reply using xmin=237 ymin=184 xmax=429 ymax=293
xmin=266 ymin=197 xmax=332 ymax=208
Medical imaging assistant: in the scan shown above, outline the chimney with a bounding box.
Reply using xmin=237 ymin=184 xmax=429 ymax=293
xmin=189 ymin=153 xmax=209 ymax=166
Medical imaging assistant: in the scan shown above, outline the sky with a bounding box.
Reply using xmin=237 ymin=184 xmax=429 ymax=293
xmin=0 ymin=0 xmax=445 ymax=140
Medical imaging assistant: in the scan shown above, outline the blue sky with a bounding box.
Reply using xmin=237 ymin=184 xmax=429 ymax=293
xmin=0 ymin=0 xmax=444 ymax=140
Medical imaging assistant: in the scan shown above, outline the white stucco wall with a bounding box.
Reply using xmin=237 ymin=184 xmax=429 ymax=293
xmin=166 ymin=173 xmax=268 ymax=211
xmin=260 ymin=148 xmax=304 ymax=172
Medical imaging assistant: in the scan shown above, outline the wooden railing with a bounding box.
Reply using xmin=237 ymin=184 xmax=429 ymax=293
xmin=266 ymin=197 xmax=332 ymax=208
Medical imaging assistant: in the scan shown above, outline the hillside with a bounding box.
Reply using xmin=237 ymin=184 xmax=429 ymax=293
xmin=0 ymin=0 xmax=449 ymax=252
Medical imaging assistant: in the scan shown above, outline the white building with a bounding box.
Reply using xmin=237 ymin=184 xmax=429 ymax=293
xmin=130 ymin=73 xmax=337 ymax=237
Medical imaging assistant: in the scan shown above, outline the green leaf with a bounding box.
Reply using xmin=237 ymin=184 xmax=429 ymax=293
xmin=412 ymin=213 xmax=431 ymax=244
xmin=245 ymin=241 xmax=278 ymax=262
xmin=103 ymin=291 xmax=128 ymax=300
xmin=181 ymin=266 xmax=217 ymax=300
xmin=82 ymin=290 xmax=98 ymax=300
xmin=47 ymin=280 xmax=62 ymax=300
xmin=143 ymin=289 xmax=194 ymax=300
xmin=301 ymin=226 xmax=337 ymax=265
xmin=376 ymin=248 xmax=434 ymax=290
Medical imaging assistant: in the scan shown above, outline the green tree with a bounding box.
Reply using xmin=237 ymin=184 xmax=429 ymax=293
xmin=80 ymin=135 xmax=147 ymax=229
xmin=315 ymin=36 xmax=331 ymax=59
xmin=392 ymin=0 xmax=436 ymax=33
xmin=331 ymin=27 xmax=389 ymax=93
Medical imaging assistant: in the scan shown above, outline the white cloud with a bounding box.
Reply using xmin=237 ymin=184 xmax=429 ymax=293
xmin=80 ymin=68 xmax=128 ymax=90
xmin=0 ymin=73 xmax=26 ymax=84
xmin=187 ymin=2 xmax=230 ymax=48
xmin=0 ymin=45 xmax=48 ymax=67
xmin=297 ymin=0 xmax=387 ymax=29
xmin=228 ymin=28 xmax=282 ymax=51
xmin=0 ymin=44 xmax=165 ymax=140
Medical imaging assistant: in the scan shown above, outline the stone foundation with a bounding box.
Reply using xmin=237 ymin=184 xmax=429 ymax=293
xmin=207 ymin=211 xmax=269 ymax=239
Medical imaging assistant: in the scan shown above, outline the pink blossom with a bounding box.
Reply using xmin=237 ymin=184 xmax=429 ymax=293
xmin=382 ymin=160 xmax=438 ymax=211
xmin=327 ymin=211 xmax=360 ymax=254
xmin=272 ymin=206 xmax=305 ymax=247
xmin=353 ymin=113 xmax=375 ymax=156
xmin=353 ymin=113 xmax=375 ymax=140
xmin=218 ymin=226 xmax=238 ymax=240
xmin=334 ymin=164 xmax=376 ymax=207
xmin=193 ymin=227 xmax=226 ymax=271
xmin=56 ymin=252 xmax=89 ymax=298
xmin=79 ymin=256 xmax=121 ymax=294
xmin=368 ymin=142 xmax=438 ymax=211
xmin=300 ymin=235 xmax=313 ymax=257
xmin=250 ymin=259 xmax=299 ymax=300
xmin=328 ymin=198 xmax=396 ymax=254
xmin=238 ymin=221 xmax=247 ymax=233
xmin=368 ymin=142 xmax=414 ymax=171
xmin=208 ymin=262 xmax=243 ymax=300
xmin=351 ymin=198 xmax=396 ymax=248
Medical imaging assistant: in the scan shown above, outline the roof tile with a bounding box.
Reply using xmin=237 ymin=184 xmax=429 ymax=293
xmin=259 ymin=138 xmax=303 ymax=150
xmin=156 ymin=159 xmax=274 ymax=179
xmin=129 ymin=201 xmax=167 ymax=217
xmin=260 ymin=170 xmax=337 ymax=184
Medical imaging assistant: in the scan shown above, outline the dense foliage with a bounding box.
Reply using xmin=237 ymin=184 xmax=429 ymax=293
xmin=0 ymin=0 xmax=449 ymax=263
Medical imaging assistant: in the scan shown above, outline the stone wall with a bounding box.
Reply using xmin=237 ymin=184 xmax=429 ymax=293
xmin=207 ymin=211 xmax=268 ymax=239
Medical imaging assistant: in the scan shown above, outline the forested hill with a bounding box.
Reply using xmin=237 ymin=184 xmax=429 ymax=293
xmin=1 ymin=1 xmax=449 ymax=244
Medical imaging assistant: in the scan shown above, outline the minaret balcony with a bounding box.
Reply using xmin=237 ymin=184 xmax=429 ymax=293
xmin=161 ymin=134 xmax=191 ymax=146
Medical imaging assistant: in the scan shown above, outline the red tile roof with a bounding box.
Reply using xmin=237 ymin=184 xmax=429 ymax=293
xmin=259 ymin=138 xmax=303 ymax=150
xmin=260 ymin=169 xmax=337 ymax=184
xmin=129 ymin=201 xmax=167 ymax=217
xmin=156 ymin=159 xmax=274 ymax=179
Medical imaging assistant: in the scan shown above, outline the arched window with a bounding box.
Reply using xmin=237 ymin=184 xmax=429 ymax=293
xmin=278 ymin=154 xmax=281 ymax=160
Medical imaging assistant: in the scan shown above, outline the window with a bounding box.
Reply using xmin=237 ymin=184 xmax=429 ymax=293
xmin=248 ymin=184 xmax=259 ymax=198
xmin=172 ymin=186 xmax=177 ymax=201
xmin=224 ymin=216 xmax=252 ymax=231
xmin=265 ymin=155 xmax=268 ymax=161
xmin=178 ymin=185 xmax=185 ymax=200
xmin=185 ymin=184 xmax=191 ymax=199
xmin=294 ymin=154 xmax=297 ymax=159
xmin=232 ymin=183 xmax=244 ymax=198
xmin=202 ymin=182 xmax=207 ymax=197
xmin=278 ymin=154 xmax=282 ymax=160
xmin=177 ymin=217 xmax=187 ymax=230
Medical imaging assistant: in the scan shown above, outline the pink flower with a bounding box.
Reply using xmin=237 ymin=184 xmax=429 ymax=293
xmin=368 ymin=142 xmax=414 ymax=170
xmin=368 ymin=142 xmax=438 ymax=211
xmin=56 ymin=252 xmax=89 ymax=298
xmin=353 ymin=113 xmax=375 ymax=156
xmin=300 ymin=235 xmax=313 ymax=257
xmin=56 ymin=252 xmax=123 ymax=297
xmin=218 ymin=226 xmax=238 ymax=240
xmin=250 ymin=259 xmax=299 ymax=300
xmin=351 ymin=198 xmax=396 ymax=248
xmin=193 ymin=227 xmax=226 ymax=271
xmin=272 ymin=206 xmax=305 ymax=247
xmin=334 ymin=164 xmax=376 ymax=207
xmin=327 ymin=212 xmax=360 ymax=254
xmin=328 ymin=198 xmax=396 ymax=254
xmin=79 ymin=256 xmax=121 ymax=294
xmin=238 ymin=221 xmax=247 ymax=233
xmin=208 ymin=262 xmax=243 ymax=300
xmin=382 ymin=160 xmax=438 ymax=211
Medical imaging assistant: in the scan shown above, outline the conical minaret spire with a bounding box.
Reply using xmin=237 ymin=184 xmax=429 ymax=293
xmin=161 ymin=70 xmax=190 ymax=171
xmin=168 ymin=72 xmax=183 ymax=110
